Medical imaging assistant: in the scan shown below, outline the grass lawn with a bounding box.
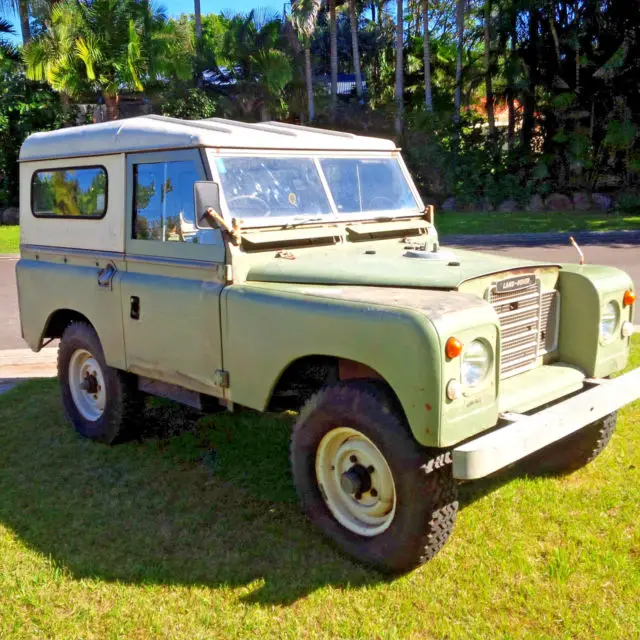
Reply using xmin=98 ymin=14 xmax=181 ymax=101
xmin=0 ymin=225 xmax=19 ymax=254
xmin=2 ymin=213 xmax=640 ymax=253
xmin=436 ymin=210 xmax=640 ymax=236
xmin=0 ymin=338 xmax=638 ymax=638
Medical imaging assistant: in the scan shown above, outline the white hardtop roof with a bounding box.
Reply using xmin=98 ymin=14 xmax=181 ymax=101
xmin=20 ymin=115 xmax=397 ymax=162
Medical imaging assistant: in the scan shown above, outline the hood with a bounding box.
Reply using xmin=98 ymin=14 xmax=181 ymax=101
xmin=246 ymin=246 xmax=560 ymax=290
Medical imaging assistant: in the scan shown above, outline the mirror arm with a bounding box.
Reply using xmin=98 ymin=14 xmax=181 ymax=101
xmin=202 ymin=208 xmax=244 ymax=244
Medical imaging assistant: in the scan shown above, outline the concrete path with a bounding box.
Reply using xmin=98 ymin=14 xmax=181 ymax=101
xmin=0 ymin=348 xmax=57 ymax=395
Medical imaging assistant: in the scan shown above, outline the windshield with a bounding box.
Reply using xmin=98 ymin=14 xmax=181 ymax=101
xmin=212 ymin=154 xmax=421 ymax=223
xmin=215 ymin=157 xmax=332 ymax=218
xmin=320 ymin=158 xmax=418 ymax=213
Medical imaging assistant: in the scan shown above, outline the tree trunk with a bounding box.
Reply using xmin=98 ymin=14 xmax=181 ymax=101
xmin=507 ymin=27 xmax=516 ymax=151
xmin=453 ymin=0 xmax=465 ymax=124
xmin=305 ymin=47 xmax=315 ymax=122
xmin=521 ymin=7 xmax=538 ymax=149
xmin=329 ymin=0 xmax=338 ymax=111
xmin=18 ymin=0 xmax=30 ymax=44
xmin=371 ymin=0 xmax=376 ymax=22
xmin=350 ymin=0 xmax=363 ymax=99
xmin=484 ymin=0 xmax=495 ymax=137
xmin=194 ymin=0 xmax=202 ymax=40
xmin=395 ymin=0 xmax=404 ymax=135
xmin=194 ymin=0 xmax=203 ymax=87
xmin=105 ymin=94 xmax=120 ymax=121
xmin=423 ymin=0 xmax=433 ymax=112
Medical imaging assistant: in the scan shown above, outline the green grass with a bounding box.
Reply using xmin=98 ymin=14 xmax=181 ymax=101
xmin=1 ymin=213 xmax=639 ymax=250
xmin=436 ymin=211 xmax=640 ymax=236
xmin=0 ymin=339 xmax=639 ymax=638
xmin=0 ymin=225 xmax=19 ymax=254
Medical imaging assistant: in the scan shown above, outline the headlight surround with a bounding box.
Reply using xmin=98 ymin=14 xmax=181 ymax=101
xmin=600 ymin=301 xmax=620 ymax=342
xmin=461 ymin=339 xmax=491 ymax=387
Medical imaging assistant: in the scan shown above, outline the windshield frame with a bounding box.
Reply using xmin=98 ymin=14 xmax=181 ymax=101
xmin=205 ymin=148 xmax=424 ymax=229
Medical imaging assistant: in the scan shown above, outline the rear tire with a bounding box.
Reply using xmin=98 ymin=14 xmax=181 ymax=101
xmin=58 ymin=321 xmax=143 ymax=444
xmin=524 ymin=412 xmax=617 ymax=476
xmin=291 ymin=381 xmax=458 ymax=574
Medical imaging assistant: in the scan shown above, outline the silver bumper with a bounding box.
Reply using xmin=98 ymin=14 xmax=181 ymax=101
xmin=452 ymin=366 xmax=640 ymax=480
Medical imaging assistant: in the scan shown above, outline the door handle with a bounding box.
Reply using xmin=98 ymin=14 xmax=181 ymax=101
xmin=130 ymin=296 xmax=140 ymax=320
xmin=97 ymin=263 xmax=117 ymax=289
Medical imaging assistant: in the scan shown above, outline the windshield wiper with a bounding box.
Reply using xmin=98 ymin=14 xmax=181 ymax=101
xmin=282 ymin=215 xmax=326 ymax=228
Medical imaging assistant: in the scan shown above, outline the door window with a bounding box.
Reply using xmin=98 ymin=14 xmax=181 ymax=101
xmin=133 ymin=160 xmax=216 ymax=244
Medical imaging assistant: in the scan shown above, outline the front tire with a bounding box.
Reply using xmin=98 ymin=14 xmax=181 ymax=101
xmin=291 ymin=382 xmax=458 ymax=574
xmin=58 ymin=322 xmax=143 ymax=444
xmin=524 ymin=412 xmax=617 ymax=476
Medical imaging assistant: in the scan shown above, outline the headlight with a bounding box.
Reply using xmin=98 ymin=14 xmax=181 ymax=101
xmin=600 ymin=301 xmax=620 ymax=341
xmin=461 ymin=340 xmax=491 ymax=387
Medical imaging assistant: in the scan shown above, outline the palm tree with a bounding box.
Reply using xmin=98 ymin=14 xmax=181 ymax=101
xmin=0 ymin=0 xmax=31 ymax=43
xmin=348 ymin=0 xmax=363 ymax=100
xmin=422 ymin=0 xmax=432 ymax=112
xmin=394 ymin=0 xmax=403 ymax=134
xmin=24 ymin=0 xmax=193 ymax=120
xmin=0 ymin=18 xmax=20 ymax=61
xmin=291 ymin=0 xmax=321 ymax=122
xmin=216 ymin=12 xmax=293 ymax=120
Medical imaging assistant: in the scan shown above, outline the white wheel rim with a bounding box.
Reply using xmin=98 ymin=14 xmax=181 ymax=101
xmin=68 ymin=348 xmax=106 ymax=422
xmin=315 ymin=427 xmax=397 ymax=537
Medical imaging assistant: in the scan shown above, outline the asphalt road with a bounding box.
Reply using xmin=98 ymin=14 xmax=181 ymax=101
xmin=1 ymin=237 xmax=639 ymax=349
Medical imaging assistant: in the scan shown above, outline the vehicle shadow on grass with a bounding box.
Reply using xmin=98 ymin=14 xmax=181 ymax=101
xmin=0 ymin=380 xmax=536 ymax=606
xmin=0 ymin=380 xmax=389 ymax=606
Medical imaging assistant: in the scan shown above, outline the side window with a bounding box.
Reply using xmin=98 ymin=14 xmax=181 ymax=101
xmin=133 ymin=159 xmax=213 ymax=244
xmin=32 ymin=166 xmax=107 ymax=218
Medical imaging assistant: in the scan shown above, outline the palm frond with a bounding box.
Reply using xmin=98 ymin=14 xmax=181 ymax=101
xmin=290 ymin=0 xmax=321 ymax=39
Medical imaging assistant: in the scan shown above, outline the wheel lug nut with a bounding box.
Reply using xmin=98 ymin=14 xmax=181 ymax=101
xmin=354 ymin=492 xmax=362 ymax=500
xmin=367 ymin=465 xmax=374 ymax=473
xmin=370 ymin=488 xmax=378 ymax=497
xmin=349 ymin=455 xmax=358 ymax=463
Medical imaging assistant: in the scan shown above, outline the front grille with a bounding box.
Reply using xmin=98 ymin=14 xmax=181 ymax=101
xmin=539 ymin=290 xmax=560 ymax=353
xmin=488 ymin=278 xmax=560 ymax=378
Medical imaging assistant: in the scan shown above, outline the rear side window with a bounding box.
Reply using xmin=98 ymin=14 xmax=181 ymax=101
xmin=31 ymin=166 xmax=107 ymax=218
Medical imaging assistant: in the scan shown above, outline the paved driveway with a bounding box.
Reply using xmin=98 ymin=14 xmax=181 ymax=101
xmin=446 ymin=235 xmax=640 ymax=288
xmin=0 ymin=255 xmax=23 ymax=350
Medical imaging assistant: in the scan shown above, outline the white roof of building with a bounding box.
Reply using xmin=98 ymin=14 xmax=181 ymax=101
xmin=20 ymin=115 xmax=397 ymax=161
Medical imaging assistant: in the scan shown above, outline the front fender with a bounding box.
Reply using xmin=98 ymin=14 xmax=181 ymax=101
xmin=221 ymin=283 xmax=498 ymax=447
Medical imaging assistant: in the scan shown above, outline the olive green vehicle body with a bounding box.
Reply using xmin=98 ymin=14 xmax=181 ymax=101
xmin=15 ymin=117 xmax=636 ymax=450
xmin=17 ymin=240 xmax=634 ymax=449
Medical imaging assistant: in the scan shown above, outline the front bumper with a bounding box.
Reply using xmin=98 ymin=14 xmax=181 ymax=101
xmin=452 ymin=366 xmax=640 ymax=480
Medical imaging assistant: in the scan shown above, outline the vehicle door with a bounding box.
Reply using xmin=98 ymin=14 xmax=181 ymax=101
xmin=120 ymin=149 xmax=227 ymax=398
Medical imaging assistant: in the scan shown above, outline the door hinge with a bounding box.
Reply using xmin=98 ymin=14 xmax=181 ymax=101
xmin=214 ymin=369 xmax=230 ymax=388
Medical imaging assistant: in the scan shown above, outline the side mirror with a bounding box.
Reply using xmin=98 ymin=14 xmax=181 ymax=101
xmin=194 ymin=181 xmax=222 ymax=228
